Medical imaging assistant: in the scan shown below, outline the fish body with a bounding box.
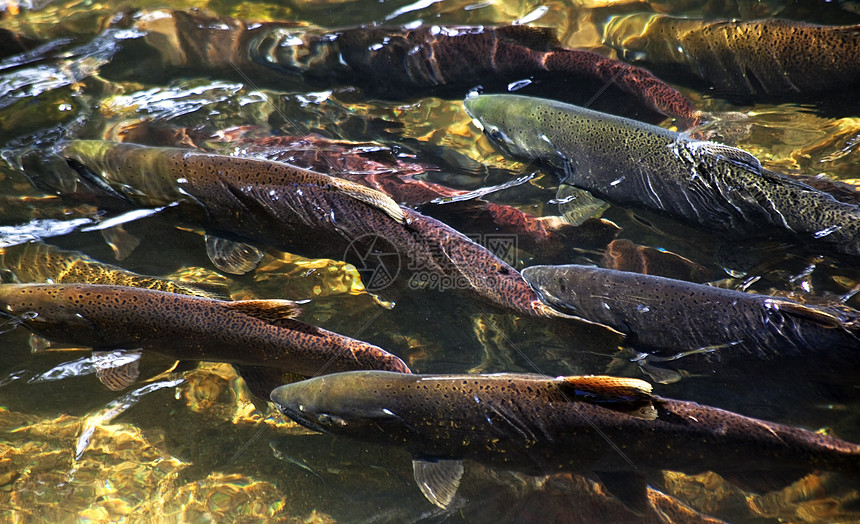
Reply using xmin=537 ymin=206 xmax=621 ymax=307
xmin=271 ymin=371 xmax=860 ymax=509
xmin=224 ymin=134 xmax=616 ymax=259
xmin=464 ymin=94 xmax=860 ymax=257
xmin=54 ymin=140 xmax=554 ymax=318
xmin=250 ymin=23 xmax=698 ymax=126
xmin=521 ymin=264 xmax=860 ymax=360
xmin=0 ymin=283 xmax=411 ymax=376
xmin=128 ymin=10 xmax=698 ymax=126
xmin=604 ymin=14 xmax=860 ymax=97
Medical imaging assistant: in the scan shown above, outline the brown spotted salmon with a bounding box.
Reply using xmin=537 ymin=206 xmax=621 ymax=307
xmin=271 ymin=370 xmax=860 ymax=513
xmin=51 ymin=140 xmax=558 ymax=319
xmin=464 ymin=94 xmax=860 ymax=257
xmin=604 ymin=14 xmax=860 ymax=98
xmin=0 ymin=283 xmax=411 ymax=376
xmin=123 ymin=10 xmax=699 ymax=127
xmin=216 ymin=134 xmax=620 ymax=260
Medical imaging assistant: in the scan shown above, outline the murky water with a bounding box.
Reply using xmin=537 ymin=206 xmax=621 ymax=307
xmin=1 ymin=0 xmax=859 ymax=522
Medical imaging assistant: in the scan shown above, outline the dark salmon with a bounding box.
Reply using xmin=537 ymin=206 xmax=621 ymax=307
xmin=604 ymin=14 xmax=860 ymax=98
xmin=221 ymin=134 xmax=619 ymax=259
xmin=0 ymin=283 xmax=411 ymax=376
xmin=464 ymin=94 xmax=860 ymax=257
xmin=522 ymin=264 xmax=860 ymax=363
xmin=52 ymin=140 xmax=558 ymax=318
xmin=122 ymin=10 xmax=699 ymax=127
xmin=271 ymin=370 xmax=860 ymax=512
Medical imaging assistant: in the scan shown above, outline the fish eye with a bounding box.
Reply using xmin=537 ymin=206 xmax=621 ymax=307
xmin=486 ymin=127 xmax=511 ymax=145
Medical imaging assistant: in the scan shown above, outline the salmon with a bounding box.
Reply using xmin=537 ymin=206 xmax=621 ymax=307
xmin=604 ymin=14 xmax=860 ymax=97
xmin=52 ymin=140 xmax=558 ymax=318
xmin=124 ymin=10 xmax=700 ymax=126
xmin=0 ymin=283 xmax=411 ymax=377
xmin=271 ymin=370 xmax=860 ymax=513
xmin=464 ymin=94 xmax=860 ymax=257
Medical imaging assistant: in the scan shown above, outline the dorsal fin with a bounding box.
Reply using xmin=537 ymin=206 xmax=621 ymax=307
xmin=688 ymin=141 xmax=762 ymax=172
xmin=100 ymin=224 xmax=140 ymax=261
xmin=496 ymin=25 xmax=561 ymax=50
xmin=329 ymin=177 xmax=406 ymax=224
xmin=561 ymin=375 xmax=653 ymax=399
xmin=222 ymin=299 xmax=303 ymax=326
xmin=558 ymin=375 xmax=657 ymax=420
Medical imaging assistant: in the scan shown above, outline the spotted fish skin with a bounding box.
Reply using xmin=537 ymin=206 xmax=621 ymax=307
xmin=604 ymin=15 xmax=860 ymax=97
xmin=54 ymin=140 xmax=554 ymax=318
xmin=272 ymin=371 xmax=860 ymax=493
xmin=127 ymin=10 xmax=699 ymax=127
xmin=464 ymin=94 xmax=860 ymax=257
xmin=231 ymin=135 xmax=603 ymax=262
xmin=522 ymin=264 xmax=860 ymax=360
xmin=0 ymin=283 xmax=411 ymax=376
xmin=251 ymin=24 xmax=699 ymax=127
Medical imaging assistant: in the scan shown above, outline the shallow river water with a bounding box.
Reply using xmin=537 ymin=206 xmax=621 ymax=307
xmin=0 ymin=0 xmax=859 ymax=522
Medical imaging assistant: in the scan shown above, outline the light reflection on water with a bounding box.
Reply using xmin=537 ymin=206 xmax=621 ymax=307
xmin=0 ymin=0 xmax=859 ymax=522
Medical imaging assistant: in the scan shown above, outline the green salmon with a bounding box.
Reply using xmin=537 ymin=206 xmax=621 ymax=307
xmin=0 ymin=283 xmax=411 ymax=377
xmin=271 ymin=370 xmax=860 ymax=513
xmin=521 ymin=264 xmax=859 ymax=377
xmin=604 ymin=14 xmax=860 ymax=97
xmin=463 ymin=94 xmax=860 ymax=257
xmin=0 ymin=241 xmax=229 ymax=299
xmin=51 ymin=140 xmax=557 ymax=319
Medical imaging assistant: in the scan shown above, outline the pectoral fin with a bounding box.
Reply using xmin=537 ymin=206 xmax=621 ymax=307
xmin=28 ymin=334 xmax=90 ymax=353
xmin=688 ymin=142 xmax=762 ymax=172
xmin=331 ymin=178 xmax=406 ymax=224
xmin=412 ymin=458 xmax=464 ymax=509
xmin=99 ymin=225 xmax=140 ymax=261
xmin=205 ymin=235 xmax=264 ymax=275
xmin=594 ymin=471 xmax=649 ymax=516
xmin=93 ymin=349 xmax=142 ymax=391
xmin=555 ymin=184 xmax=609 ymax=226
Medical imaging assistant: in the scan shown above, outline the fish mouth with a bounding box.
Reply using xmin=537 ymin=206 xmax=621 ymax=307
xmin=271 ymin=385 xmax=334 ymax=434
xmin=273 ymin=403 xmax=332 ymax=434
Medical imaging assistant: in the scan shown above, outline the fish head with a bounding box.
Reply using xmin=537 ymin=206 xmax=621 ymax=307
xmin=463 ymin=94 xmax=553 ymax=161
xmin=521 ymin=265 xmax=586 ymax=315
xmin=0 ymin=284 xmax=91 ymax=337
xmin=270 ymin=370 xmax=408 ymax=438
